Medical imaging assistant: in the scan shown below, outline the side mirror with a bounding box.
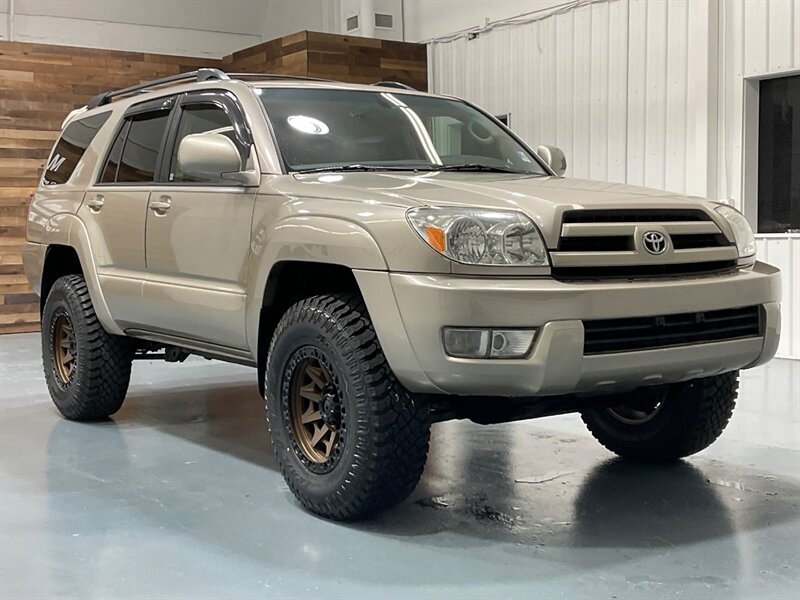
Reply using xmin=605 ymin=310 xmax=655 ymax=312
xmin=536 ymin=145 xmax=567 ymax=177
xmin=177 ymin=132 xmax=259 ymax=186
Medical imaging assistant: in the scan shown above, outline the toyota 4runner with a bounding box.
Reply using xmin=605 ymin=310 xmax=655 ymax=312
xmin=23 ymin=69 xmax=781 ymax=520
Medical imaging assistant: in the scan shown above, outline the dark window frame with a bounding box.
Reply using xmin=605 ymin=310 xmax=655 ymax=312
xmin=155 ymin=90 xmax=253 ymax=187
xmin=94 ymin=96 xmax=177 ymax=187
xmin=98 ymin=119 xmax=131 ymax=184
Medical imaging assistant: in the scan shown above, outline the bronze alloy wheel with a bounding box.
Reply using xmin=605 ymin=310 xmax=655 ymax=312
xmin=287 ymin=351 xmax=345 ymax=471
xmin=606 ymin=393 xmax=665 ymax=426
xmin=52 ymin=311 xmax=77 ymax=386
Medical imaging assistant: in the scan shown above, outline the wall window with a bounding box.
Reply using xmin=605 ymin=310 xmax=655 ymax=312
xmin=494 ymin=113 xmax=510 ymax=127
xmin=43 ymin=112 xmax=110 ymax=185
xmin=758 ymin=75 xmax=800 ymax=233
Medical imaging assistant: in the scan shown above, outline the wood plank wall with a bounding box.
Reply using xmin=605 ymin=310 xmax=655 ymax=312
xmin=229 ymin=31 xmax=428 ymax=90
xmin=0 ymin=32 xmax=427 ymax=334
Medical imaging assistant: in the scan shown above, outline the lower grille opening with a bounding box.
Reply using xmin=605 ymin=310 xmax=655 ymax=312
xmin=583 ymin=306 xmax=761 ymax=355
xmin=553 ymin=260 xmax=737 ymax=280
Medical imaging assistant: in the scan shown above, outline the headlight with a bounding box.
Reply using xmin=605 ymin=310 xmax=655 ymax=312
xmin=715 ymin=205 xmax=756 ymax=258
xmin=407 ymin=207 xmax=549 ymax=266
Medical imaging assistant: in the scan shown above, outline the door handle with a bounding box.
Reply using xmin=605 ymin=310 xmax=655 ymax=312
xmin=149 ymin=195 xmax=172 ymax=214
xmin=86 ymin=195 xmax=104 ymax=211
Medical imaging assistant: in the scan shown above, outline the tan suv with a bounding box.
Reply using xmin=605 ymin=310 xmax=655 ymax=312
xmin=23 ymin=69 xmax=781 ymax=520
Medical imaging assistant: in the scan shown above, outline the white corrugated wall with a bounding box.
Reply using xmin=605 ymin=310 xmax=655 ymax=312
xmin=718 ymin=0 xmax=800 ymax=360
xmin=428 ymin=0 xmax=800 ymax=359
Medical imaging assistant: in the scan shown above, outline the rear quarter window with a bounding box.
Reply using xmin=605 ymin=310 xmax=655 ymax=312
xmin=42 ymin=112 xmax=110 ymax=186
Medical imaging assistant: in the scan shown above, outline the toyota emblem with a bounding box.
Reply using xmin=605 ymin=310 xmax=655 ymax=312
xmin=642 ymin=231 xmax=667 ymax=255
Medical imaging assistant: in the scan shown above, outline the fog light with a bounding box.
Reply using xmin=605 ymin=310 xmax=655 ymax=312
xmin=489 ymin=329 xmax=536 ymax=358
xmin=443 ymin=328 xmax=489 ymax=358
xmin=443 ymin=327 xmax=537 ymax=359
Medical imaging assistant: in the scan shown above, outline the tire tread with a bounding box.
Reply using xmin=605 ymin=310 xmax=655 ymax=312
xmin=42 ymin=274 xmax=133 ymax=421
xmin=581 ymin=372 xmax=738 ymax=462
xmin=265 ymin=293 xmax=430 ymax=520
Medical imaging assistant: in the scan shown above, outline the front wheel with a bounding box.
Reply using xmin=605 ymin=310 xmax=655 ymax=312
xmin=265 ymin=293 xmax=431 ymax=520
xmin=581 ymin=372 xmax=739 ymax=462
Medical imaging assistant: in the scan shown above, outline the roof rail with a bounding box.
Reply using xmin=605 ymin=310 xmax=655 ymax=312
xmin=373 ymin=81 xmax=416 ymax=90
xmin=227 ymin=72 xmax=331 ymax=82
xmin=85 ymin=68 xmax=230 ymax=109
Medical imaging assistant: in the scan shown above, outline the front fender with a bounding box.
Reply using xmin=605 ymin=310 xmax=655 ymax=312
xmin=245 ymin=215 xmax=388 ymax=353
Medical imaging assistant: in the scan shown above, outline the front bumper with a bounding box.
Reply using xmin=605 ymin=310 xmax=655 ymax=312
xmin=355 ymin=262 xmax=781 ymax=396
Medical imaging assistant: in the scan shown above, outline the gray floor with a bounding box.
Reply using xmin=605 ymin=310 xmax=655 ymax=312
xmin=1 ymin=333 xmax=798 ymax=600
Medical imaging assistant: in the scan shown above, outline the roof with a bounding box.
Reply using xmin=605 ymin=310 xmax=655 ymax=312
xmin=62 ymin=69 xmax=444 ymax=129
xmin=85 ymin=68 xmax=433 ymax=109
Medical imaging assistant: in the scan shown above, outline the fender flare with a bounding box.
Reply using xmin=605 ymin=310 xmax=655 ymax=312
xmin=245 ymin=215 xmax=387 ymax=355
xmin=42 ymin=213 xmax=123 ymax=335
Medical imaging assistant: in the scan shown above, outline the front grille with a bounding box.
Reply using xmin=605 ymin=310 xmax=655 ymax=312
xmin=551 ymin=208 xmax=738 ymax=280
xmin=583 ymin=306 xmax=761 ymax=355
xmin=562 ymin=209 xmax=710 ymax=223
xmin=558 ymin=236 xmax=631 ymax=252
xmin=670 ymin=233 xmax=730 ymax=249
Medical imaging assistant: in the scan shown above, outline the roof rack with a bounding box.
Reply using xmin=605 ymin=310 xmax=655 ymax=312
xmin=227 ymin=72 xmax=331 ymax=82
xmin=373 ymin=81 xmax=416 ymax=90
xmin=86 ymin=68 xmax=229 ymax=109
xmin=85 ymin=69 xmax=333 ymax=109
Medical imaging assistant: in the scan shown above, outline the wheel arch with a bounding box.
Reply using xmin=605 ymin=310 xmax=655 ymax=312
xmin=40 ymin=245 xmax=83 ymax=315
xmin=38 ymin=213 xmax=123 ymax=335
xmin=256 ymin=260 xmax=362 ymax=395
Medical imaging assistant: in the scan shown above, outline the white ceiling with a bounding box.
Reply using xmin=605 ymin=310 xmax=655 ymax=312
xmin=6 ymin=0 xmax=270 ymax=36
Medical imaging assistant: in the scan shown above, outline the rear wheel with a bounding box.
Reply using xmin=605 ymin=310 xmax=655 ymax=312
xmin=265 ymin=293 xmax=431 ymax=520
xmin=581 ymin=372 xmax=739 ymax=462
xmin=42 ymin=274 xmax=133 ymax=420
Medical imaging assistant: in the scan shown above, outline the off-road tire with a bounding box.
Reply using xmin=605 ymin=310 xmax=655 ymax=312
xmin=581 ymin=372 xmax=739 ymax=462
xmin=265 ymin=293 xmax=431 ymax=520
xmin=41 ymin=274 xmax=133 ymax=420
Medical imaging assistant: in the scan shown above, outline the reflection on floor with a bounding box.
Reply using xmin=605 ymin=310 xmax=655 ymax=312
xmin=1 ymin=332 xmax=798 ymax=599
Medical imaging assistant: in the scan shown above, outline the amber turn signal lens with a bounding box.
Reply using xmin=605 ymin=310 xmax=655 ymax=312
xmin=424 ymin=225 xmax=446 ymax=252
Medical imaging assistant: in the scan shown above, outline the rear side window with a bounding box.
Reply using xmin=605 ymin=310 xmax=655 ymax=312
xmin=99 ymin=109 xmax=170 ymax=184
xmin=43 ymin=112 xmax=110 ymax=185
xmin=99 ymin=122 xmax=129 ymax=183
xmin=117 ymin=112 xmax=170 ymax=183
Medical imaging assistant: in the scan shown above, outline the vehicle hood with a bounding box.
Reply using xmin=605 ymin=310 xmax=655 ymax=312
xmin=284 ymin=172 xmax=705 ymax=208
xmin=276 ymin=172 xmax=718 ymax=246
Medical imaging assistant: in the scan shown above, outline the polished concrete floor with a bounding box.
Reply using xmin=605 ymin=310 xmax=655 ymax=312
xmin=1 ymin=332 xmax=798 ymax=599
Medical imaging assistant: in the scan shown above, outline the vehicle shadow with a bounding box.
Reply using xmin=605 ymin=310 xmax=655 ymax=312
xmin=30 ymin=375 xmax=798 ymax=590
xmin=113 ymin=379 xmax=800 ymax=557
xmin=119 ymin=379 xmax=277 ymax=470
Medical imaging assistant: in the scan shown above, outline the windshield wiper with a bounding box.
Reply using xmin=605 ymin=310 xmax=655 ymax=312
xmin=294 ymin=164 xmax=430 ymax=174
xmin=429 ymin=163 xmax=527 ymax=174
xmin=293 ymin=163 xmax=532 ymax=175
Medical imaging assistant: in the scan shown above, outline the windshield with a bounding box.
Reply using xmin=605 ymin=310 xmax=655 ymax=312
xmin=256 ymin=87 xmax=548 ymax=175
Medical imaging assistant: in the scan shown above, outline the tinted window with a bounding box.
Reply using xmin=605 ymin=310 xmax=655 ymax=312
xmin=99 ymin=121 xmax=128 ymax=183
xmin=258 ymin=88 xmax=546 ymax=175
xmin=43 ymin=112 xmax=110 ymax=185
xmin=169 ymin=104 xmax=236 ymax=183
xmin=116 ymin=111 xmax=169 ymax=183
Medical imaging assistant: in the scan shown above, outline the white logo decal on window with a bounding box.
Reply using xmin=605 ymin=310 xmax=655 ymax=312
xmin=46 ymin=154 xmax=67 ymax=172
